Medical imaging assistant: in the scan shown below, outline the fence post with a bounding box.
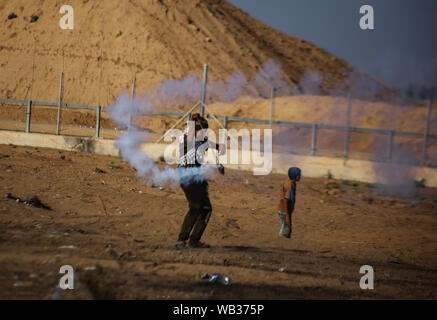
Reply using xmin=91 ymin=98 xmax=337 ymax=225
xmin=311 ymin=123 xmax=317 ymax=156
xmin=128 ymin=77 xmax=136 ymax=131
xmin=26 ymin=100 xmax=32 ymax=133
xmin=56 ymin=72 xmax=64 ymax=135
xmin=96 ymin=106 xmax=101 ymax=138
xmin=187 ymin=113 xmax=191 ymax=130
xmin=344 ymin=92 xmax=351 ymax=158
xmin=387 ymin=130 xmax=394 ymax=162
xmin=223 ymin=116 xmax=228 ymax=147
xmin=269 ymin=88 xmax=275 ymax=129
xmin=422 ymin=99 xmax=432 ymax=166
xmin=131 ymin=76 xmax=136 ymax=98
xmin=200 ymin=64 xmax=208 ymax=117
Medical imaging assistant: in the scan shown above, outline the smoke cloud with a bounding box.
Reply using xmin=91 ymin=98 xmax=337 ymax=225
xmin=108 ymin=93 xmax=215 ymax=187
xmin=291 ymin=66 xmax=426 ymax=192
xmin=108 ymin=60 xmax=291 ymax=187
xmin=108 ymin=58 xmax=426 ymax=192
xmin=143 ymin=59 xmax=295 ymax=107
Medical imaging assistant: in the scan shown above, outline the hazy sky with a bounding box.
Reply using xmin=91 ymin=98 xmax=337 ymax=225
xmin=227 ymin=0 xmax=437 ymax=90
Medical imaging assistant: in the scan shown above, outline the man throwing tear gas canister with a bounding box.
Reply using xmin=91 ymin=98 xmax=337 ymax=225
xmin=175 ymin=113 xmax=225 ymax=249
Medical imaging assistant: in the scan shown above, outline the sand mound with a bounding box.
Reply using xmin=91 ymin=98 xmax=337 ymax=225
xmin=2 ymin=0 xmax=433 ymax=165
xmin=0 ymin=0 xmax=394 ymax=106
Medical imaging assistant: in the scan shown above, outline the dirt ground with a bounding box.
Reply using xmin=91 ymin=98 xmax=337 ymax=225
xmin=0 ymin=143 xmax=436 ymax=300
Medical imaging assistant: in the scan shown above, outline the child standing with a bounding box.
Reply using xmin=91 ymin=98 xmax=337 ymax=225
xmin=277 ymin=167 xmax=301 ymax=238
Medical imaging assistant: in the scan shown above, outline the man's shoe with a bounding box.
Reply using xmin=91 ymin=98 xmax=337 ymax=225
xmin=279 ymin=224 xmax=291 ymax=238
xmin=188 ymin=241 xmax=210 ymax=248
xmin=173 ymin=241 xmax=186 ymax=249
xmin=278 ymin=211 xmax=286 ymax=236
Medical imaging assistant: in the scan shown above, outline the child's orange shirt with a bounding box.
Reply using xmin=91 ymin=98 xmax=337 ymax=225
xmin=277 ymin=179 xmax=296 ymax=213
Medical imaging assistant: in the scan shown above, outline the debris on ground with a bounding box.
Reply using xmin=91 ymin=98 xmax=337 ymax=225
xmin=58 ymin=245 xmax=77 ymax=249
xmin=151 ymin=184 xmax=164 ymax=190
xmin=8 ymin=13 xmax=18 ymax=20
xmin=30 ymin=15 xmax=39 ymax=23
xmin=93 ymin=167 xmax=107 ymax=174
xmin=108 ymin=161 xmax=120 ymax=169
xmin=25 ymin=196 xmax=52 ymax=210
xmin=324 ymin=181 xmax=343 ymax=196
xmin=361 ymin=195 xmax=374 ymax=204
xmin=13 ymin=282 xmax=25 ymax=287
xmin=324 ymin=181 xmax=340 ymax=189
xmin=203 ymin=273 xmax=231 ymax=285
xmin=98 ymin=195 xmax=108 ymax=216
xmin=51 ymin=286 xmax=63 ymax=300
xmin=83 ymin=266 xmax=97 ymax=271
xmin=5 ymin=193 xmax=52 ymax=210
xmin=200 ymin=272 xmax=209 ymax=280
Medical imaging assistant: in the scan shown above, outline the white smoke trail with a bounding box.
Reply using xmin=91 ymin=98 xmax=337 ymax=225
xmin=108 ymin=92 xmax=215 ymax=187
xmin=143 ymin=59 xmax=294 ymax=107
xmin=108 ymin=60 xmax=290 ymax=187
xmin=108 ymin=58 xmax=412 ymax=189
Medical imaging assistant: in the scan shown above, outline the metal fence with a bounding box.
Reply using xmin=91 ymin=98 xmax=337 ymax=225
xmin=0 ymin=69 xmax=435 ymax=167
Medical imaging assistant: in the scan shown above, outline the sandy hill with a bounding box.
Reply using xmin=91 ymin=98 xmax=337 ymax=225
xmin=0 ymin=0 xmax=394 ymax=106
xmin=2 ymin=0 xmax=434 ymax=166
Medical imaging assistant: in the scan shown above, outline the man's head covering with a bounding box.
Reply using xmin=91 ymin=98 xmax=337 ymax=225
xmin=191 ymin=113 xmax=208 ymax=131
xmin=288 ymin=167 xmax=301 ymax=181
